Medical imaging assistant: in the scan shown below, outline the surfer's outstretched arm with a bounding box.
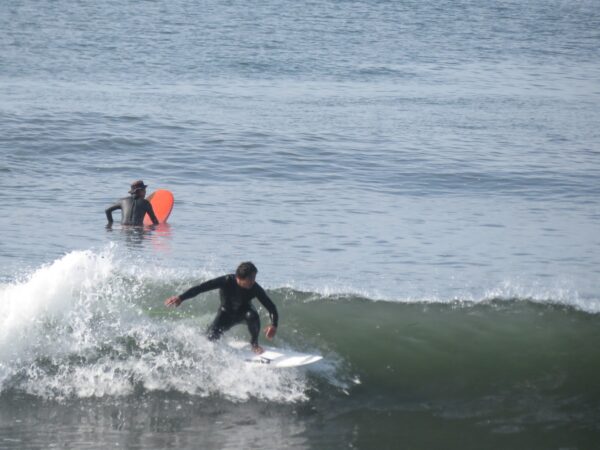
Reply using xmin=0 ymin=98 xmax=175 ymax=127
xmin=165 ymin=275 xmax=227 ymax=307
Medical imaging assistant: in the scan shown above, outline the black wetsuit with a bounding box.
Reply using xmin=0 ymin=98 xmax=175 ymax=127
xmin=105 ymin=196 xmax=159 ymax=226
xmin=178 ymin=274 xmax=279 ymax=346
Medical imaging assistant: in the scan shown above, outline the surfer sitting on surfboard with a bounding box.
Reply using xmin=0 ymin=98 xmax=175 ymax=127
xmin=105 ymin=180 xmax=159 ymax=226
xmin=165 ymin=262 xmax=278 ymax=354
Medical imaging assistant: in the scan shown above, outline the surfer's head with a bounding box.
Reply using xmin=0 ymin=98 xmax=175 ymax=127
xmin=236 ymin=261 xmax=258 ymax=289
xmin=129 ymin=180 xmax=148 ymax=197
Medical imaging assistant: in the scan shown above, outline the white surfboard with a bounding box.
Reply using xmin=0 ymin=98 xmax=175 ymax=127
xmin=228 ymin=341 xmax=323 ymax=368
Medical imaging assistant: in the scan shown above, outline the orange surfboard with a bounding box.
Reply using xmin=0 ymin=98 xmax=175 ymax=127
xmin=144 ymin=189 xmax=174 ymax=225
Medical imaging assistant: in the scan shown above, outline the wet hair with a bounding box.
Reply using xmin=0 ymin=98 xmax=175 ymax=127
xmin=236 ymin=261 xmax=258 ymax=279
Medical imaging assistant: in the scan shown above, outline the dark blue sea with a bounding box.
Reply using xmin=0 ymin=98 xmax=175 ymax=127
xmin=1 ymin=0 xmax=600 ymax=448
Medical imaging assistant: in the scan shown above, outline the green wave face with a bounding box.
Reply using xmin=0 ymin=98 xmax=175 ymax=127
xmin=2 ymin=252 xmax=600 ymax=448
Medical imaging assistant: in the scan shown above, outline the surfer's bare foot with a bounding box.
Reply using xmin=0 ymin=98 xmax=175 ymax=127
xmin=252 ymin=345 xmax=264 ymax=354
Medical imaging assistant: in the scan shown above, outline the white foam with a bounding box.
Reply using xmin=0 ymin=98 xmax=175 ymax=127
xmin=279 ymin=277 xmax=600 ymax=314
xmin=480 ymin=279 xmax=600 ymax=314
xmin=0 ymin=248 xmax=321 ymax=402
xmin=0 ymin=249 xmax=114 ymax=358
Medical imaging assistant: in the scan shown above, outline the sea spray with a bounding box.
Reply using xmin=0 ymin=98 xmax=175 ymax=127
xmin=0 ymin=249 xmax=114 ymax=357
xmin=2 ymin=247 xmax=599 ymax=408
xmin=0 ymin=249 xmax=320 ymax=402
xmin=0 ymin=248 xmax=599 ymax=448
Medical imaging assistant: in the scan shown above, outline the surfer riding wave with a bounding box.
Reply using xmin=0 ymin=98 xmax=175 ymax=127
xmin=165 ymin=261 xmax=278 ymax=354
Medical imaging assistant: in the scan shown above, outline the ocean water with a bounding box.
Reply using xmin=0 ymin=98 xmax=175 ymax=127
xmin=1 ymin=0 xmax=600 ymax=448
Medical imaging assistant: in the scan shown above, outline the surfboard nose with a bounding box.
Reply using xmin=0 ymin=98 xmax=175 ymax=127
xmin=144 ymin=189 xmax=174 ymax=225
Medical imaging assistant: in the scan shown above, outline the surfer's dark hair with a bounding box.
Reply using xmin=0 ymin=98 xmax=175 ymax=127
xmin=236 ymin=261 xmax=258 ymax=279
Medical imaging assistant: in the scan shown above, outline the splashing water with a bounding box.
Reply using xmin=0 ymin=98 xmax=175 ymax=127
xmin=0 ymin=249 xmax=329 ymax=402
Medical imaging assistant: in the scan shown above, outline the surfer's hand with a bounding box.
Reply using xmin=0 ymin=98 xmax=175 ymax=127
xmin=165 ymin=295 xmax=182 ymax=307
xmin=264 ymin=325 xmax=277 ymax=340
